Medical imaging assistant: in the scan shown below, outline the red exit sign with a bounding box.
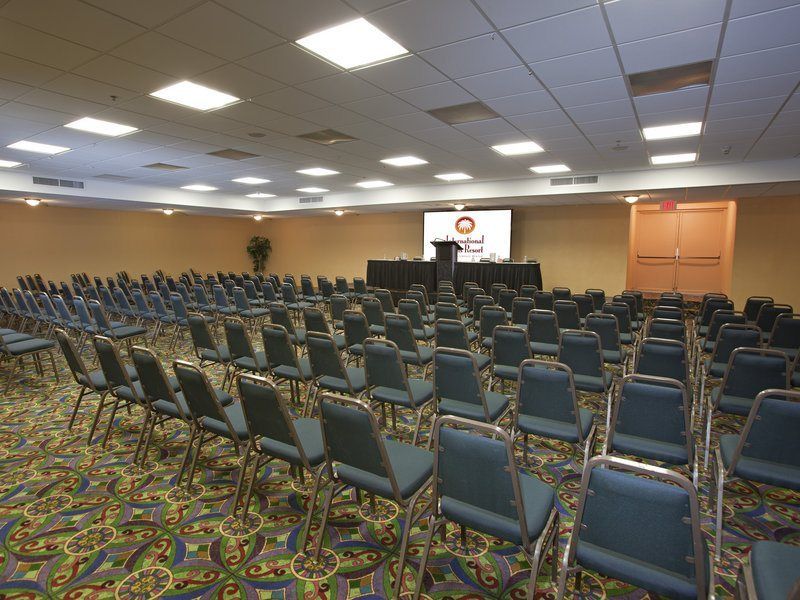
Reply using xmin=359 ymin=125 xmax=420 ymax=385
xmin=660 ymin=200 xmax=677 ymax=211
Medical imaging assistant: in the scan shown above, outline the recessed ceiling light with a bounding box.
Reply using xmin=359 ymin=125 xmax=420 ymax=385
xmin=150 ymin=80 xmax=239 ymax=111
xmin=297 ymin=187 xmax=329 ymax=194
xmin=253 ymin=214 xmax=263 ymax=221
xmin=162 ymin=208 xmax=174 ymax=215
xmin=181 ymin=184 xmax=217 ymax=191
xmin=624 ymin=195 xmax=639 ymax=204
xmin=491 ymin=141 xmax=544 ymax=156
xmin=356 ymin=180 xmax=393 ymax=189
xmin=380 ymin=155 xmax=428 ymax=167
xmin=334 ymin=209 xmax=345 ymax=216
xmin=246 ymin=192 xmax=276 ymax=198
xmin=7 ymin=140 xmax=70 ymax=155
xmin=65 ymin=117 xmax=138 ymax=137
xmin=642 ymin=122 xmax=702 ymax=141
xmin=232 ymin=177 xmax=270 ymax=185
xmin=0 ymin=159 xmax=22 ymax=168
xmin=650 ymin=153 xmax=697 ymax=165
xmin=25 ymin=198 xmax=41 ymax=207
xmin=453 ymin=203 xmax=466 ymax=211
xmin=296 ymin=18 xmax=408 ymax=69
xmin=530 ymin=164 xmax=571 ymax=174
xmin=435 ymin=172 xmax=473 ymax=182
xmin=297 ymin=167 xmax=340 ymax=176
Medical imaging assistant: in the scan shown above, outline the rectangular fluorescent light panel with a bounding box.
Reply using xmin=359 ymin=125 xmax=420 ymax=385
xmin=232 ymin=177 xmax=270 ymax=184
xmin=381 ymin=156 xmax=428 ymax=167
xmin=297 ymin=168 xmax=339 ymax=176
xmin=491 ymin=141 xmax=544 ymax=156
xmin=642 ymin=122 xmax=702 ymax=140
xmin=650 ymin=153 xmax=697 ymax=165
xmin=7 ymin=140 xmax=70 ymax=155
xmin=435 ymin=172 xmax=472 ymax=181
xmin=247 ymin=192 xmax=276 ymax=198
xmin=181 ymin=184 xmax=218 ymax=191
xmin=0 ymin=159 xmax=22 ymax=168
xmin=356 ymin=180 xmax=393 ymax=189
xmin=297 ymin=187 xmax=329 ymax=193
xmin=150 ymin=81 xmax=239 ymax=111
xmin=65 ymin=117 xmax=138 ymax=137
xmin=530 ymin=164 xmax=570 ymax=174
xmin=296 ymin=18 xmax=408 ymax=69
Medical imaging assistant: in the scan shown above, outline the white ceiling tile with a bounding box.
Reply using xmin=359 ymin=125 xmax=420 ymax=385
xmin=0 ymin=53 xmax=62 ymax=87
xmin=453 ymin=117 xmax=517 ymax=137
xmin=456 ymin=66 xmax=542 ymax=100
xmin=566 ymin=99 xmax=635 ymax=123
xmin=1 ymin=0 xmax=145 ymax=51
xmin=584 ymin=129 xmax=642 ymax=146
xmin=260 ymin=116 xmax=322 ymax=136
xmin=507 ymin=109 xmax=572 ymax=130
xmin=723 ymin=5 xmax=800 ymax=56
xmin=213 ymin=101 xmax=284 ymax=126
xmin=715 ymin=44 xmax=800 ymax=83
xmin=158 ymin=3 xmax=282 ymax=61
xmin=484 ymin=91 xmax=559 ymax=116
xmin=550 ymin=77 xmax=630 ymax=107
xmin=194 ymin=64 xmax=284 ymax=100
xmin=412 ymin=126 xmax=484 ymax=149
xmin=503 ymin=6 xmax=611 ymax=63
xmin=705 ymin=113 xmax=774 ymax=134
xmin=217 ymin=0 xmax=356 ymax=39
xmin=0 ymin=101 xmax=70 ymax=125
xmin=16 ymin=89 xmax=107 ymax=117
xmin=0 ymin=18 xmax=99 ymax=71
xmin=382 ymin=111 xmax=445 ymax=132
xmin=395 ymin=81 xmax=475 ymax=110
xmin=297 ymin=73 xmax=383 ymax=104
xmin=605 ymin=0 xmax=725 ymax=43
xmin=82 ymin=0 xmax=204 ymax=28
xmin=474 ymin=0 xmax=596 ymax=29
xmin=747 ymin=136 xmax=800 ymax=161
xmin=634 ymin=86 xmax=709 ymax=115
xmin=618 ymin=24 xmax=722 ymax=74
xmin=369 ymin=0 xmax=492 ymax=51
xmin=711 ymin=72 xmax=800 ymax=104
xmin=298 ymin=105 xmax=370 ymax=128
xmin=112 ymin=32 xmax=225 ymax=78
xmin=637 ymin=106 xmax=707 ymax=127
xmin=419 ymin=34 xmax=521 ymax=79
xmin=353 ymin=55 xmax=446 ymax=92
xmin=0 ymin=78 xmax=33 ymax=101
xmin=41 ymin=74 xmax=138 ymax=106
xmin=0 ymin=114 xmax=56 ymax=144
xmin=541 ymin=136 xmax=594 ymax=151
xmin=531 ymin=47 xmax=622 ymax=87
xmin=530 ymin=123 xmax=582 ymax=141
xmin=708 ymin=96 xmax=785 ymax=120
xmin=578 ymin=116 xmax=640 ymax=135
xmin=729 ymin=0 xmax=800 ymax=18
xmin=73 ymin=56 xmax=175 ymax=95
xmin=253 ymin=87 xmax=330 ymax=113
xmin=237 ymin=43 xmax=340 ymax=85
xmin=345 ymin=94 xmax=418 ymax=119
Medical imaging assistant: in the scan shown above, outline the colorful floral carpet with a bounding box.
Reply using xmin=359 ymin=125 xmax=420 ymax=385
xmin=0 ymin=333 xmax=798 ymax=599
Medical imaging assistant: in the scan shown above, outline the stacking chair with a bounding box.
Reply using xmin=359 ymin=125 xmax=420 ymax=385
xmin=585 ymin=312 xmax=627 ymax=374
xmin=471 ymin=294 xmax=494 ymax=329
xmin=652 ymin=305 xmax=684 ymax=322
xmin=635 ymin=338 xmax=690 ymax=390
xmin=223 ymin=317 xmax=270 ymax=383
xmin=112 ymin=287 xmax=137 ymax=321
xmin=514 ymin=359 xmax=596 ymax=465
xmin=554 ymin=300 xmax=581 ymax=331
xmin=533 ymin=290 xmax=554 ymax=311
xmin=558 ymin=456 xmax=712 ymax=599
xmin=434 ymin=319 xmax=490 ymax=374
xmin=490 ymin=325 xmax=531 ymax=392
xmin=465 ymin=286 xmax=485 ymax=316
xmin=187 ymin=313 xmax=232 ymax=388
xmin=489 ymin=283 xmax=507 ymax=304
xmin=193 ymin=284 xmax=217 ymax=316
xmin=605 ymin=374 xmax=698 ymax=486
xmin=497 ymin=288 xmax=517 ymax=317
xmin=551 ymin=286 xmax=570 ymax=301
xmin=361 ymin=297 xmax=386 ymax=336
xmin=261 ymin=324 xmax=313 ymax=409
xmin=148 ymin=291 xmax=179 ymax=345
xmin=233 ymin=287 xmax=269 ymax=330
xmin=329 ymin=294 xmax=349 ymax=331
xmin=98 ymin=286 xmax=121 ymax=320
xmin=768 ymin=313 xmax=800 ymax=360
xmin=413 ymin=416 xmax=559 ymax=600
xmin=693 ymin=309 xmax=746 ymax=374
xmin=572 ymin=294 xmax=594 ymax=325
xmin=432 ymin=347 xmax=510 ymax=429
xmin=602 ymin=302 xmax=636 ymax=346
xmin=342 ymin=310 xmax=369 ymax=365
xmin=755 ymin=303 xmax=793 ymax=344
xmin=397 ymin=299 xmax=435 ymax=341
xmin=51 ymin=294 xmax=83 ymax=338
xmin=711 ymin=389 xmax=800 ymax=563
xmin=375 ymin=288 xmax=395 ymax=314
xmin=527 ymin=309 xmax=560 ymax=358
xmin=696 ymin=297 xmax=734 ymax=342
xmin=335 ymin=276 xmax=355 ymax=301
xmin=735 ymin=540 xmax=800 ymax=600
xmin=88 ymin=299 xmax=148 ymax=352
xmin=268 ymin=302 xmax=306 ymax=348
xmin=614 ymin=294 xmax=641 ymax=331
xmin=385 ymin=313 xmax=433 ymax=376
xmin=176 ymin=282 xmax=199 ymax=311
xmin=558 ymin=330 xmax=613 ymax=428
xmin=409 ymin=284 xmax=434 ymax=313
xmin=306 ymin=331 xmax=367 ymax=415
xmin=511 ymin=297 xmax=534 ymax=328
xmin=585 ymin=289 xmax=606 ymax=311
xmin=743 ymin=296 xmax=774 ymax=325
xmin=363 ymin=338 xmax=434 ymax=443
xmin=213 ymin=284 xmax=238 ymax=319
xmin=353 ymin=277 xmax=371 ymax=302
xmin=623 ymin=289 xmax=646 ymax=323
xmin=407 ymin=290 xmax=434 ymax=324
xmin=519 ymin=284 xmax=538 ymax=299
xmin=478 ymin=304 xmax=507 ymax=352
xmin=22 ymin=289 xmax=52 ymax=335
xmin=303 ymin=307 xmax=346 ymax=351
xmin=260 ymin=281 xmax=280 ymax=305
xmin=301 ymin=394 xmax=433 ymax=598
xmin=704 ymin=348 xmax=789 ymax=468
xmin=301 ymin=278 xmax=323 ymax=306
xmin=646 ymin=317 xmax=687 ymax=344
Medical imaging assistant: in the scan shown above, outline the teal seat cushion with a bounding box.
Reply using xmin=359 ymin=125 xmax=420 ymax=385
xmin=200 ymin=344 xmax=231 ymax=363
xmin=1 ymin=333 xmax=32 ymax=344
xmin=602 ymin=348 xmax=627 ymax=365
xmin=473 ymin=352 xmax=491 ymax=372
xmin=793 ymin=370 xmax=800 ymax=388
xmin=289 ymin=328 xmax=307 ymax=346
xmin=3 ymin=337 xmax=55 ymax=355
xmin=703 ymin=358 xmax=725 ymax=378
xmin=412 ymin=326 xmax=435 ymax=341
xmin=154 ymin=385 xmax=232 ymax=419
xmin=620 ymin=332 xmax=634 ymax=345
xmin=711 ymin=387 xmax=753 ymax=416
xmin=440 ymin=471 xmax=554 ymax=545
xmin=369 ymin=325 xmax=386 ymax=336
xmin=259 ymin=417 xmax=324 ymax=467
xmin=438 ymin=390 xmax=508 ymax=423
xmin=493 ymin=364 xmax=519 ymax=381
xmin=370 ymin=378 xmax=433 ymax=408
xmin=611 ymin=433 xmax=689 ymax=465
xmin=573 ymin=373 xmax=608 ymax=394
xmin=202 ymin=401 xmax=248 ymax=441
xmin=348 ymin=343 xmax=364 ymax=357
xmin=240 ymin=308 xmax=269 ymax=319
xmin=273 ymin=357 xmax=313 ymax=382
xmin=517 ymin=408 xmax=594 ymax=444
xmin=106 ymin=325 xmax=147 ymax=339
xmin=719 ymin=434 xmax=800 ymax=489
xmin=750 ymin=541 xmax=800 ymax=600
xmin=530 ymin=342 xmax=558 ymax=357
xmin=335 ymin=439 xmax=432 ymax=500
xmin=319 ymin=367 xmax=367 ymax=394
xmin=233 ymin=350 xmax=269 ymax=373
xmin=77 ymin=365 xmax=138 ymax=390
xmin=399 ymin=345 xmax=433 ymax=366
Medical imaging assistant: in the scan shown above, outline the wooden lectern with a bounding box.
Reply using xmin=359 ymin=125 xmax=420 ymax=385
xmin=431 ymin=240 xmax=462 ymax=283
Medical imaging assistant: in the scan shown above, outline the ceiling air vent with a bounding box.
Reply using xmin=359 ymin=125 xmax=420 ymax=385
xmin=144 ymin=162 xmax=187 ymax=171
xmin=298 ymin=196 xmax=324 ymax=205
xmin=426 ymin=101 xmax=499 ymax=125
xmin=297 ymin=129 xmax=357 ymax=145
xmin=550 ymin=175 xmax=598 ymax=186
xmin=206 ymin=148 xmax=259 ymax=160
xmin=628 ymin=60 xmax=713 ymax=97
xmin=33 ymin=176 xmax=85 ymax=189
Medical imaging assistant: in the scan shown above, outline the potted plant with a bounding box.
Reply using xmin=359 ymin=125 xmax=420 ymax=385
xmin=246 ymin=235 xmax=272 ymax=273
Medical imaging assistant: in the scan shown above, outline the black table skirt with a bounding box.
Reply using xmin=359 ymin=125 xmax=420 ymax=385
xmin=366 ymin=260 xmax=542 ymax=294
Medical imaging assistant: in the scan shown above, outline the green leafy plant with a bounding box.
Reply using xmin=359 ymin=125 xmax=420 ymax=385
xmin=246 ymin=235 xmax=272 ymax=273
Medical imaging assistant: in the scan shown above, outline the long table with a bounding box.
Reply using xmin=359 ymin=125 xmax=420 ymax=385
xmin=366 ymin=259 xmax=542 ymax=293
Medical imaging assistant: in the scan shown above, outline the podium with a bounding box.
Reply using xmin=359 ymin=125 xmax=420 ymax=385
xmin=431 ymin=240 xmax=462 ymax=284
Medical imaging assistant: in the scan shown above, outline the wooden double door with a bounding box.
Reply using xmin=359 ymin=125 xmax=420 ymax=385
xmin=627 ymin=201 xmax=736 ymax=297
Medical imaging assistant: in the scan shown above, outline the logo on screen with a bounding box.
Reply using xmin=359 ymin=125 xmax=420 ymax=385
xmin=455 ymin=216 xmax=475 ymax=234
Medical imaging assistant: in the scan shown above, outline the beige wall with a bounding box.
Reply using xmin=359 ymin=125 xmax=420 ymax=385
xmin=0 ymin=203 xmax=260 ymax=290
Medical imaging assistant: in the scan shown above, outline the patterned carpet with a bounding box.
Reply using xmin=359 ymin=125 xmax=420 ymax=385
xmin=0 ymin=330 xmax=798 ymax=599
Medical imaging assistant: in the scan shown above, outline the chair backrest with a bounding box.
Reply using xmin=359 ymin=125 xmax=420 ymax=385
xmin=510 ymin=297 xmax=534 ymax=326
xmin=743 ymin=296 xmax=774 ymax=323
xmin=93 ymin=335 xmax=137 ymax=395
xmin=193 ymin=284 xmax=211 ymax=308
xmin=148 ymin=291 xmax=171 ymax=319
xmin=699 ymin=297 xmax=734 ymax=327
xmin=657 ymin=296 xmax=684 ymax=310
xmin=88 ymin=299 xmax=113 ymax=333
xmin=568 ymin=456 xmax=708 ymax=598
xmin=602 ymin=302 xmax=632 ymax=335
xmin=329 ymin=294 xmax=349 ymax=323
xmin=99 ymin=286 xmax=117 ymax=313
xmin=434 ymin=301 xmax=460 ymax=322
xmin=335 ymin=276 xmax=349 ymax=295
xmin=405 ymin=289 xmax=426 ymax=311
xmin=307 ymin=332 xmax=350 ymax=385
xmin=652 ymin=305 xmax=684 ymax=321
xmin=320 ymin=279 xmax=335 ymax=299
xmin=223 ymin=317 xmax=257 ymax=362
xmin=242 ymin=279 xmax=260 ymax=303
xmin=303 ymin=307 xmax=330 ymax=335
xmin=281 ymin=283 xmax=298 ymax=303
xmin=706 ymin=310 xmax=746 ymax=344
xmin=261 ymin=324 xmax=302 ymax=377
xmin=73 ymin=296 xmax=94 ymax=328
xmin=497 ymin=288 xmax=517 ymax=313
xmin=710 ymin=323 xmax=761 ymax=367
xmin=465 ymin=286 xmax=484 ymax=313
xmin=437 ymin=291 xmax=458 ymax=306
xmin=131 ymin=345 xmax=184 ymax=416
xmin=558 ymin=329 xmax=606 ymax=384
xmin=39 ymin=292 xmax=60 ymax=323
xmin=171 ymin=293 xmax=189 ymax=321
xmin=385 ymin=313 xmax=418 ymax=355
xmin=462 ymin=281 xmax=479 ymax=301
xmin=492 ymin=326 xmax=531 ymax=369
xmin=572 ymin=294 xmax=594 ymax=319
xmin=647 ymin=318 xmax=686 ymax=343
xmin=527 ymin=309 xmax=559 ymax=345
xmin=720 ymin=348 xmax=789 ymax=401
xmin=261 ymin=281 xmax=278 ymax=303
xmin=113 ymin=287 xmax=134 ymax=314
xmin=552 ymin=286 xmax=571 ymax=301
xmin=490 ymin=283 xmax=507 ymax=303
xmin=342 ymin=310 xmax=369 ymax=348
xmin=187 ymin=313 xmax=217 ymax=359
xmin=409 ymin=283 xmax=430 ymax=306
xmin=533 ymin=290 xmax=554 ymax=311
xmin=233 ymin=286 xmax=254 ymax=312
xmin=585 ymin=312 xmax=621 ymax=352
xmin=520 ymin=284 xmax=538 ymax=299
xmin=613 ymin=294 xmax=638 ymax=323
xmin=268 ymin=302 xmax=296 ymax=336
xmin=398 ymin=298 xmax=426 ymax=331
xmin=473 ymin=295 xmax=494 ymax=321
xmin=585 ymin=289 xmax=606 ymax=311
xmin=364 ymin=338 xmax=417 ymax=405
xmin=516 ymin=359 xmax=586 ymax=437
xmin=52 ymin=295 xmax=75 ymax=325
xmin=770 ymin=313 xmax=800 ymax=350
xmin=353 ymin=277 xmax=368 ymax=295
xmin=479 ymin=305 xmax=508 ymax=340
xmin=301 ymin=278 xmax=316 ymax=298
xmin=554 ymin=300 xmax=581 ymax=330
xmin=54 ymin=328 xmax=92 ymax=387
xmin=609 ymin=375 xmax=692 ymax=461
xmin=130 ymin=288 xmax=151 ymax=317
xmin=432 ymin=416 xmax=533 ymax=545
xmin=434 ymin=347 xmax=488 ymax=419
xmin=173 ymin=360 xmax=235 ymax=432
xmin=635 ymin=338 xmax=689 ymax=387
xmin=361 ymin=297 xmax=386 ymax=328
xmin=375 ymin=288 xmax=395 ymax=314
xmin=623 ymin=289 xmax=645 ymax=316
xmin=434 ymin=319 xmax=471 ymax=352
